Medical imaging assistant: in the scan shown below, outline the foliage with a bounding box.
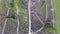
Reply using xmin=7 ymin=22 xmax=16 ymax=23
xmin=6 ymin=0 xmax=15 ymax=20
xmin=15 ymin=0 xmax=26 ymax=32
xmin=6 ymin=15 xmax=16 ymax=20
xmin=20 ymin=10 xmax=26 ymax=32
xmin=41 ymin=1 xmax=46 ymax=7
xmin=6 ymin=11 xmax=16 ymax=20
xmin=6 ymin=0 xmax=14 ymax=9
xmin=20 ymin=21 xmax=26 ymax=32
xmin=9 ymin=0 xmax=14 ymax=3
xmin=44 ymin=23 xmax=55 ymax=33
xmin=15 ymin=0 xmax=23 ymax=9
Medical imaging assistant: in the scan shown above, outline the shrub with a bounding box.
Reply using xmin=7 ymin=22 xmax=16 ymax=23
xmin=6 ymin=0 xmax=14 ymax=9
xmin=44 ymin=23 xmax=55 ymax=33
xmin=6 ymin=11 xmax=16 ymax=20
xmin=15 ymin=0 xmax=23 ymax=9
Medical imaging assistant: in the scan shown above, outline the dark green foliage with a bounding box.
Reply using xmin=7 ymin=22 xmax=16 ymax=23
xmin=6 ymin=3 xmax=14 ymax=9
xmin=44 ymin=23 xmax=55 ymax=33
xmin=6 ymin=11 xmax=16 ymax=20
xmin=6 ymin=15 xmax=16 ymax=20
xmin=9 ymin=0 xmax=14 ymax=3
xmin=6 ymin=0 xmax=14 ymax=9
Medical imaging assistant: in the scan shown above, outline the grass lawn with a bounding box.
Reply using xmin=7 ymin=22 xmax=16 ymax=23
xmin=52 ymin=0 xmax=60 ymax=34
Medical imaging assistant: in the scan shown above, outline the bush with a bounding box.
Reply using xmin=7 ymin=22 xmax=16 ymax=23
xmin=44 ymin=23 xmax=55 ymax=33
xmin=6 ymin=11 xmax=16 ymax=20
xmin=15 ymin=0 xmax=23 ymax=9
xmin=6 ymin=0 xmax=14 ymax=9
xmin=6 ymin=15 xmax=16 ymax=20
xmin=20 ymin=22 xmax=26 ymax=32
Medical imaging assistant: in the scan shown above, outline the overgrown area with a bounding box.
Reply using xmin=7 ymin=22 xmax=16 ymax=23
xmin=0 ymin=0 xmax=55 ymax=34
xmin=6 ymin=0 xmax=16 ymax=20
xmin=44 ymin=23 xmax=55 ymax=34
xmin=6 ymin=0 xmax=26 ymax=32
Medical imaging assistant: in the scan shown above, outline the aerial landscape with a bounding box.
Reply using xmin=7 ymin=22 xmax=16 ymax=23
xmin=0 ymin=0 xmax=59 ymax=34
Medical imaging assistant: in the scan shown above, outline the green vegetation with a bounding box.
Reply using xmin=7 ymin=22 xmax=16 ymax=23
xmin=6 ymin=0 xmax=16 ymax=20
xmin=54 ymin=0 xmax=60 ymax=34
xmin=6 ymin=0 xmax=26 ymax=32
xmin=6 ymin=0 xmax=14 ymax=9
xmin=6 ymin=11 xmax=16 ymax=20
xmin=20 ymin=21 xmax=26 ymax=32
xmin=15 ymin=0 xmax=23 ymax=9
xmin=41 ymin=1 xmax=46 ymax=7
xmin=9 ymin=0 xmax=14 ymax=3
xmin=44 ymin=23 xmax=55 ymax=34
xmin=20 ymin=10 xmax=26 ymax=32
xmin=15 ymin=0 xmax=26 ymax=32
xmin=6 ymin=15 xmax=15 ymax=20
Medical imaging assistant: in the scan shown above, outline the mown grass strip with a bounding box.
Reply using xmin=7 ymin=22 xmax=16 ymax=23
xmin=53 ymin=0 xmax=60 ymax=34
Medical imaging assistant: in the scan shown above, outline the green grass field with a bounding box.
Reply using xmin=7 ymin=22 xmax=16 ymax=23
xmin=53 ymin=0 xmax=60 ymax=34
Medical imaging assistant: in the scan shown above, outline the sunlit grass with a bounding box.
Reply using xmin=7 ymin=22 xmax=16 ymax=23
xmin=54 ymin=0 xmax=60 ymax=34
